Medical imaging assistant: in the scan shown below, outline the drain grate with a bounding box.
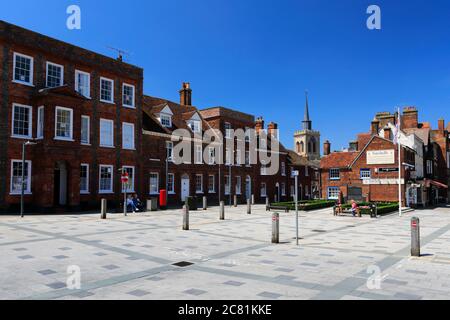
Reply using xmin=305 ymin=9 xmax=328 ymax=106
xmin=172 ymin=261 xmax=194 ymax=268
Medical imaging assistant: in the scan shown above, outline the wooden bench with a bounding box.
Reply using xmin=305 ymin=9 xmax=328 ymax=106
xmin=267 ymin=205 xmax=290 ymax=213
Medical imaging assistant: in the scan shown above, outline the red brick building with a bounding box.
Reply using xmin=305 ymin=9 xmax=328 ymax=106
xmin=141 ymin=83 xmax=318 ymax=207
xmin=0 ymin=21 xmax=143 ymax=213
xmin=321 ymin=107 xmax=449 ymax=206
xmin=0 ymin=21 xmax=319 ymax=213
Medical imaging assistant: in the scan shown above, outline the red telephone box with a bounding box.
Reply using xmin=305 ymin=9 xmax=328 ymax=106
xmin=160 ymin=190 xmax=167 ymax=209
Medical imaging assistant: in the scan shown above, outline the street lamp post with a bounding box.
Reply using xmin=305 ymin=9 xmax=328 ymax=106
xmin=21 ymin=140 xmax=37 ymax=218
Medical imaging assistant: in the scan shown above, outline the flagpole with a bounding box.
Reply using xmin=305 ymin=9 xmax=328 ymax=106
xmin=398 ymin=107 xmax=403 ymax=217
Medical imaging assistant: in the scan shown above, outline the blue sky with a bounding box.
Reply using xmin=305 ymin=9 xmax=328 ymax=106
xmin=1 ymin=0 xmax=449 ymax=151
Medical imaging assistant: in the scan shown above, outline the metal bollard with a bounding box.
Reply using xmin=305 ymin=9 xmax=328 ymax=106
xmin=220 ymin=201 xmax=225 ymax=220
xmin=266 ymin=197 xmax=270 ymax=211
xmin=101 ymin=199 xmax=107 ymax=219
xmin=411 ymin=217 xmax=420 ymax=257
xmin=272 ymin=212 xmax=280 ymax=244
xmin=234 ymin=195 xmax=238 ymax=207
xmin=247 ymin=199 xmax=251 ymax=215
xmin=203 ymin=197 xmax=208 ymax=211
xmin=183 ymin=205 xmax=189 ymax=231
xmin=251 ymin=194 xmax=255 ymax=205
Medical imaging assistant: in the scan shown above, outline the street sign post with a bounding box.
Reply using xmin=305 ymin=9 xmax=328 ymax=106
xmin=121 ymin=172 xmax=129 ymax=216
xmin=292 ymin=170 xmax=300 ymax=246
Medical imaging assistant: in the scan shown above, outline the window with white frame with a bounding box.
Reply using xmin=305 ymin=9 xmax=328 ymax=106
xmin=46 ymin=62 xmax=64 ymax=88
xmin=168 ymin=173 xmax=175 ymax=193
xmin=281 ymin=183 xmax=286 ymax=196
xmin=80 ymin=164 xmax=89 ymax=194
xmin=225 ymin=175 xmax=231 ymax=195
xmin=225 ymin=148 xmax=231 ymax=165
xmin=261 ymin=183 xmax=267 ymax=197
xmin=81 ymin=116 xmax=90 ymax=145
xmin=167 ymin=142 xmax=174 ymax=161
xmin=188 ymin=120 xmax=201 ymax=133
xmin=160 ymin=114 xmax=172 ymax=127
xmin=100 ymin=77 xmax=114 ymax=103
xmin=329 ymin=168 xmax=340 ymax=180
xmin=195 ymin=145 xmax=203 ymax=164
xmin=99 ymin=165 xmax=113 ymax=193
xmin=208 ymin=175 xmax=215 ymax=193
xmin=55 ymin=107 xmax=73 ymax=140
xmin=195 ymin=174 xmax=203 ymax=193
xmin=236 ymin=176 xmax=241 ymax=195
xmin=209 ymin=147 xmax=215 ymax=165
xmin=360 ymin=169 xmax=371 ymax=179
xmin=37 ymin=106 xmax=44 ymax=139
xmin=10 ymin=160 xmax=31 ymax=194
xmin=122 ymin=122 xmax=135 ymax=150
xmin=327 ymin=187 xmax=340 ymax=200
xmin=261 ymin=165 xmax=267 ymax=175
xmin=149 ymin=173 xmax=159 ymax=194
xmin=13 ymin=53 xmax=33 ymax=85
xmin=225 ymin=122 xmax=232 ymax=139
xmin=281 ymin=162 xmax=286 ymax=176
xmin=122 ymin=83 xmax=135 ymax=108
xmin=100 ymin=119 xmax=114 ymax=147
xmin=122 ymin=166 xmax=135 ymax=192
xmin=290 ymin=185 xmax=295 ymax=197
xmin=236 ymin=149 xmax=242 ymax=166
xmin=12 ymin=104 xmax=32 ymax=139
xmin=75 ymin=70 xmax=90 ymax=98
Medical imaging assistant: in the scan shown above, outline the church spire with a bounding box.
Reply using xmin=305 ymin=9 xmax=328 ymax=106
xmin=302 ymin=90 xmax=312 ymax=131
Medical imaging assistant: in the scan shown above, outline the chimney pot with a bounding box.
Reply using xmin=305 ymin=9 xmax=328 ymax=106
xmin=438 ymin=118 xmax=445 ymax=132
xmin=324 ymin=140 xmax=331 ymax=156
xmin=179 ymin=82 xmax=192 ymax=106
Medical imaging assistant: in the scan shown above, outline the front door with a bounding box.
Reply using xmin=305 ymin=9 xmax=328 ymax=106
xmin=54 ymin=161 xmax=67 ymax=206
xmin=181 ymin=177 xmax=190 ymax=202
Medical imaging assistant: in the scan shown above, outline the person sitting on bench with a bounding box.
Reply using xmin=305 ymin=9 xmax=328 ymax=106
xmin=350 ymin=200 xmax=359 ymax=217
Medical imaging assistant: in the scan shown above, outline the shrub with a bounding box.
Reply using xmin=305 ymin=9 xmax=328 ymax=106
xmin=185 ymin=196 xmax=198 ymax=211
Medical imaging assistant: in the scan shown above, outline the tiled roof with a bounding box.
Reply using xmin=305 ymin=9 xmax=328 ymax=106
xmin=320 ymin=151 xmax=359 ymax=169
xmin=143 ymin=95 xmax=211 ymax=135
xmin=357 ymin=133 xmax=372 ymax=149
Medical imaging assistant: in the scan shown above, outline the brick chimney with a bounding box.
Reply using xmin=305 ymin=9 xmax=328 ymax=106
xmin=255 ymin=117 xmax=265 ymax=134
xmin=438 ymin=118 xmax=445 ymax=133
xmin=402 ymin=107 xmax=418 ymax=129
xmin=268 ymin=122 xmax=278 ymax=138
xmin=323 ymin=140 xmax=331 ymax=156
xmin=371 ymin=118 xmax=380 ymax=135
xmin=179 ymin=82 xmax=192 ymax=106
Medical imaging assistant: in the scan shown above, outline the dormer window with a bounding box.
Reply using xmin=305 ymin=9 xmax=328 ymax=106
xmin=187 ymin=113 xmax=202 ymax=133
xmin=188 ymin=120 xmax=201 ymax=133
xmin=160 ymin=114 xmax=172 ymax=127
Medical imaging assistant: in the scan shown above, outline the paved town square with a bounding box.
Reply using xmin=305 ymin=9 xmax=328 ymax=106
xmin=1 ymin=205 xmax=449 ymax=300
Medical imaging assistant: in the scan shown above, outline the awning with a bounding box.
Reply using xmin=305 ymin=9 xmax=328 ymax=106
xmin=425 ymin=179 xmax=448 ymax=189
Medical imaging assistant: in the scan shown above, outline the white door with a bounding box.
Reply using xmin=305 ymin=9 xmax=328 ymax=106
xmin=181 ymin=178 xmax=190 ymax=202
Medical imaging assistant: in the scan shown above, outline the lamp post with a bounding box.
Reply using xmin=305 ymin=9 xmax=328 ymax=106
xmin=21 ymin=140 xmax=37 ymax=218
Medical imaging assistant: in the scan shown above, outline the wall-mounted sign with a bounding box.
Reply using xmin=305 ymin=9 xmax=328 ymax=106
xmin=378 ymin=167 xmax=399 ymax=173
xmin=367 ymin=150 xmax=395 ymax=165
xmin=363 ymin=178 xmax=405 ymax=185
